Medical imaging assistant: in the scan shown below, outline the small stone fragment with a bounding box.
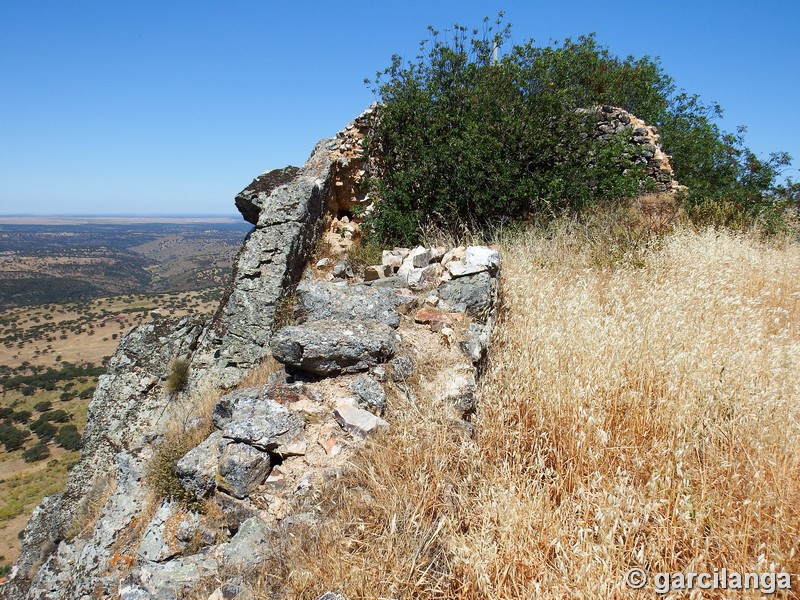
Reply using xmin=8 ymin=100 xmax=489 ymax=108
xmin=333 ymin=403 xmax=389 ymax=439
xmin=381 ymin=250 xmax=405 ymax=270
xmin=332 ymin=262 xmax=353 ymax=279
xmin=446 ymin=260 xmax=486 ymax=278
xmin=364 ymin=264 xmax=392 ymax=281
xmin=441 ymin=246 xmax=466 ymax=266
xmin=318 ymin=424 xmax=344 ymax=456
xmin=410 ymin=246 xmax=433 ymax=267
xmin=414 ymin=308 xmax=451 ymax=329
xmin=390 ymin=355 xmax=414 ymax=382
xmin=207 ymin=579 xmax=255 ymax=600
xmin=407 ymin=263 xmax=444 ymax=290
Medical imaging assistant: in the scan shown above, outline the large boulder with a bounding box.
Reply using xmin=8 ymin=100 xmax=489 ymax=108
xmin=270 ymin=320 xmax=399 ymax=376
xmin=295 ymin=280 xmax=402 ymax=328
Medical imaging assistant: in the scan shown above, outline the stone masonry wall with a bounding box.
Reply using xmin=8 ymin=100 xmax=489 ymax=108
xmin=587 ymin=104 xmax=683 ymax=193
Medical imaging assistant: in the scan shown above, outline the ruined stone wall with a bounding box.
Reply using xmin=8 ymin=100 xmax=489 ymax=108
xmin=586 ymin=104 xmax=683 ymax=193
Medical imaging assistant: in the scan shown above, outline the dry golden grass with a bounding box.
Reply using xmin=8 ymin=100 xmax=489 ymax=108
xmin=451 ymin=226 xmax=800 ymax=598
xmin=250 ymin=223 xmax=800 ymax=599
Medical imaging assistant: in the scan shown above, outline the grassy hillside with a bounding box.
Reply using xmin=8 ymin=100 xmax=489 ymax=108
xmin=256 ymin=220 xmax=799 ymax=598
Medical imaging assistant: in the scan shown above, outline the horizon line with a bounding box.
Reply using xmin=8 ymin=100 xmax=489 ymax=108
xmin=0 ymin=212 xmax=242 ymax=217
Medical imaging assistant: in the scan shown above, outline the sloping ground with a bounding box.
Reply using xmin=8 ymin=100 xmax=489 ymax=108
xmin=255 ymin=225 xmax=800 ymax=599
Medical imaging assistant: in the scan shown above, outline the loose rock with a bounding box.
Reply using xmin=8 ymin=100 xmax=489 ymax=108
xmin=296 ymin=280 xmax=401 ymax=328
xmin=348 ymin=374 xmax=387 ymax=415
xmin=438 ymin=271 xmax=493 ymax=317
xmin=176 ymin=431 xmax=226 ymax=498
xmin=217 ymin=442 xmax=272 ymax=499
xmin=333 ymin=402 xmax=389 ymax=439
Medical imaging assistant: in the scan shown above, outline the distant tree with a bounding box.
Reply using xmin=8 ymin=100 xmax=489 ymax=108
xmin=30 ymin=419 xmax=57 ymax=440
xmin=11 ymin=410 xmax=32 ymax=424
xmin=22 ymin=441 xmax=50 ymax=463
xmin=41 ymin=409 xmax=70 ymax=423
xmin=55 ymin=424 xmax=81 ymax=451
xmin=0 ymin=423 xmax=29 ymax=451
xmin=33 ymin=400 xmax=53 ymax=412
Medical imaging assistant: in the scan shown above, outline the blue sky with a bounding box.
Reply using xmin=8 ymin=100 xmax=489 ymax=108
xmin=1 ymin=0 xmax=797 ymax=215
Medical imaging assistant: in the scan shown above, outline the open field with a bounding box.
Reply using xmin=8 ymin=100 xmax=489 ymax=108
xmin=259 ymin=224 xmax=800 ymax=598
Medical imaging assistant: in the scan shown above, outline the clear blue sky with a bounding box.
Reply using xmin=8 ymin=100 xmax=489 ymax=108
xmin=1 ymin=0 xmax=797 ymax=215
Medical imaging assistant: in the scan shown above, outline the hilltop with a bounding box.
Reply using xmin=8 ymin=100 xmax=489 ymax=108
xmin=2 ymin=23 xmax=798 ymax=599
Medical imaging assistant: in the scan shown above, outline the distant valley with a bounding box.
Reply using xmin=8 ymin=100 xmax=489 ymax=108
xmin=0 ymin=217 xmax=252 ymax=309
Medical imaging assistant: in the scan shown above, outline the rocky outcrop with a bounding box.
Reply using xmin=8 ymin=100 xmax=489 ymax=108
xmin=207 ymin=106 xmax=375 ymax=386
xmin=5 ymin=316 xmax=206 ymax=598
xmin=3 ymin=109 xmax=375 ymax=600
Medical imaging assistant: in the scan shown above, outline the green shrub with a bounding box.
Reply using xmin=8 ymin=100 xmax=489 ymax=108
xmin=165 ymin=358 xmax=191 ymax=394
xmin=22 ymin=441 xmax=50 ymax=463
xmin=364 ymin=16 xmax=792 ymax=243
